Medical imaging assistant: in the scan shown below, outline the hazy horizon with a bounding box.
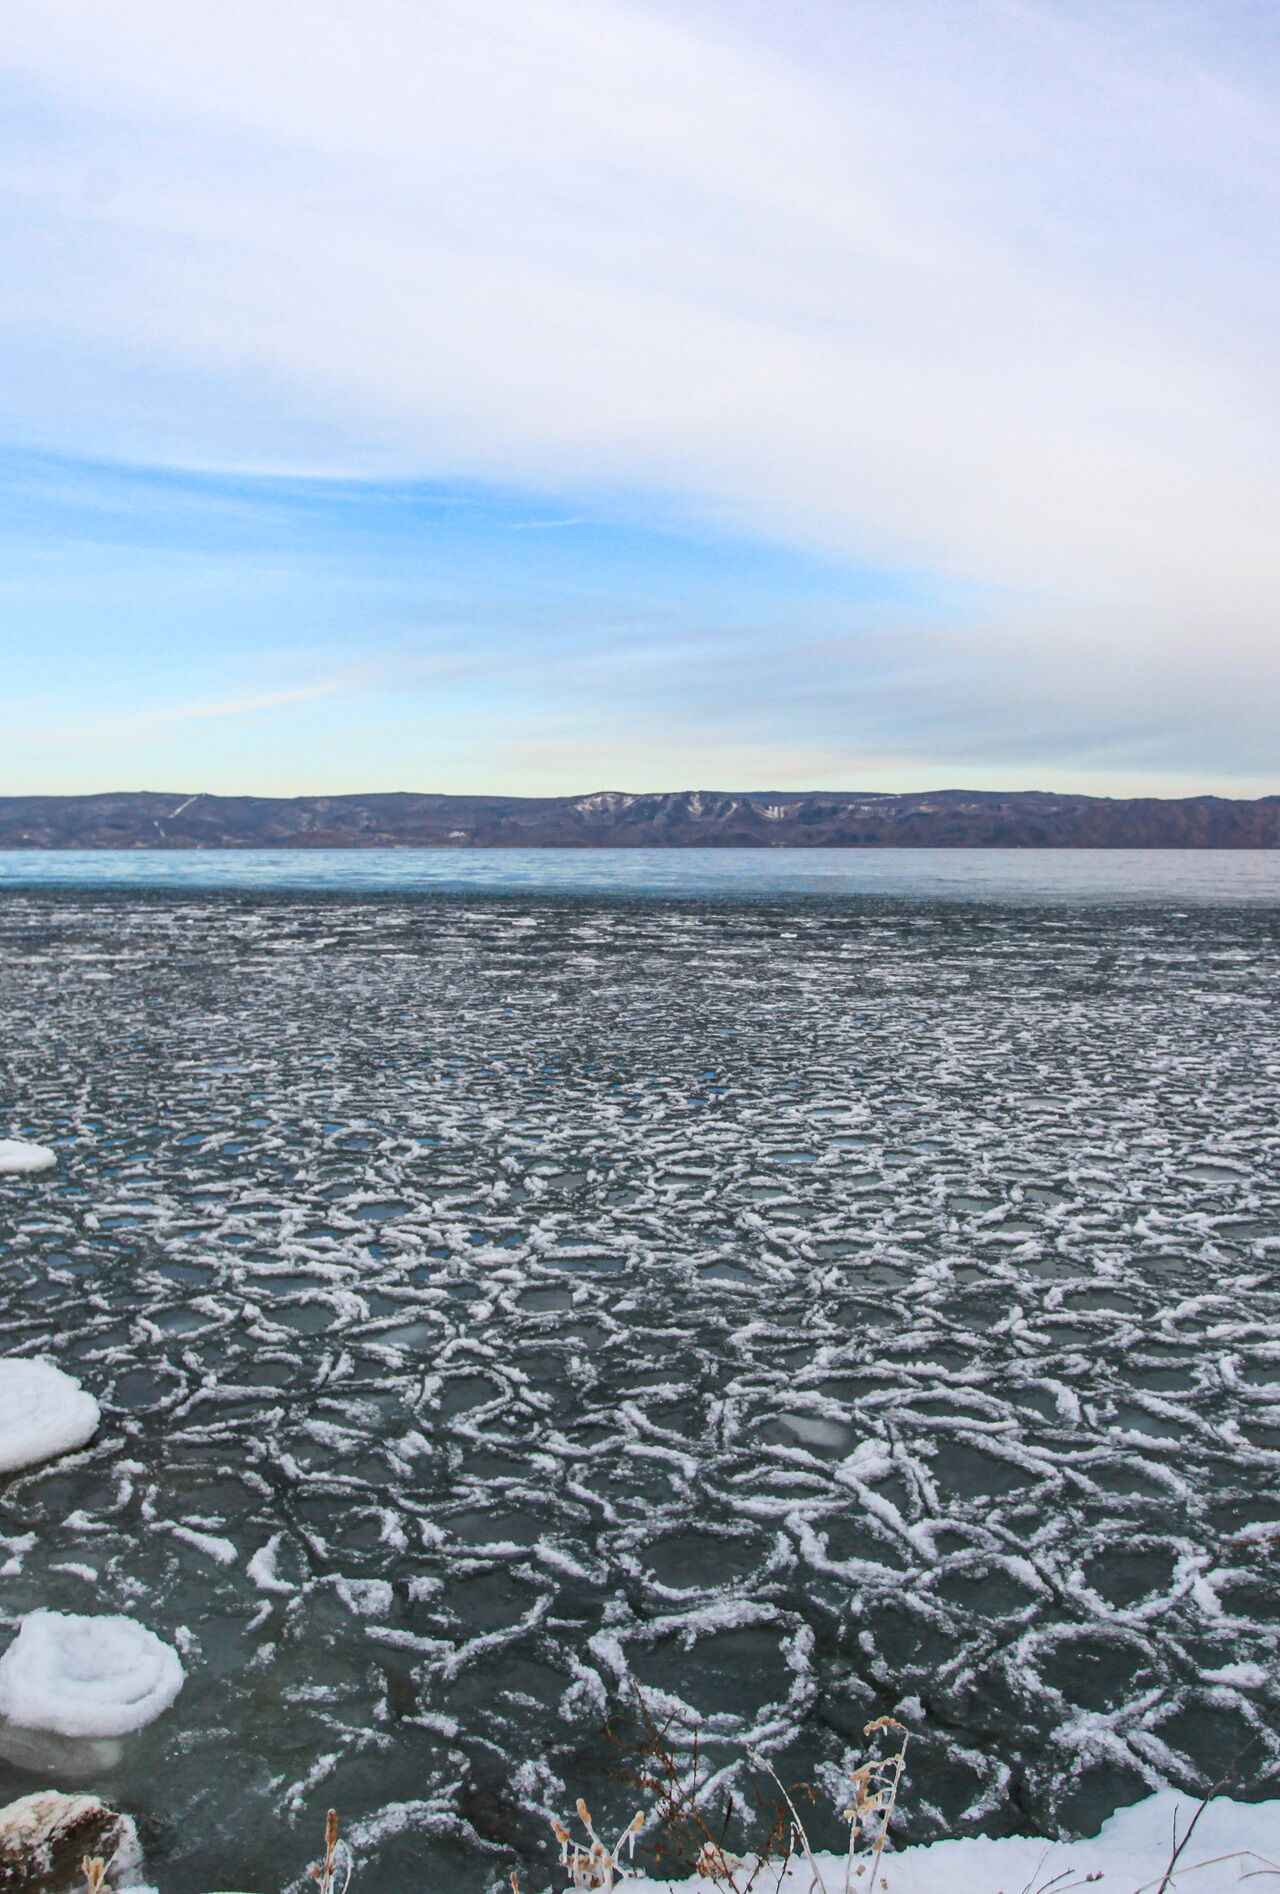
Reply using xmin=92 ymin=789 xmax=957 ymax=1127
xmin=5 ymin=781 xmax=1280 ymax=805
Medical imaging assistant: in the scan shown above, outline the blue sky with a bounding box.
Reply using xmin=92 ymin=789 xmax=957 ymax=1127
xmin=2 ymin=0 xmax=1278 ymax=796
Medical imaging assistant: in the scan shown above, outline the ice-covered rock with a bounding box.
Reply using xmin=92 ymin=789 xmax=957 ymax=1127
xmin=0 ymin=1789 xmax=142 ymax=1892
xmin=0 ymin=1611 xmax=185 ymax=1738
xmin=0 ymin=1359 xmax=100 ymax=1474
xmin=0 ymin=1139 xmax=56 ymax=1175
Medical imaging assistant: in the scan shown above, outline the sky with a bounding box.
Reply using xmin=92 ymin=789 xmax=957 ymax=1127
xmin=1 ymin=0 xmax=1277 ymax=798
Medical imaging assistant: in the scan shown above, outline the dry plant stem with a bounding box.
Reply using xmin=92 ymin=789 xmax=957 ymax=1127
xmin=552 ymin=1796 xmax=644 ymax=1890
xmin=1132 ymin=1847 xmax=1280 ymax=1891
xmin=739 ymin=1819 xmax=796 ymax=1894
xmin=311 ymin=1807 xmax=352 ymax=1894
xmin=1020 ymin=1867 xmax=1103 ymax=1893
xmin=1135 ymin=1852 xmax=1280 ymax=1884
xmin=1144 ymin=1742 xmax=1258 ymax=1894
xmin=1151 ymin=1800 xmax=1199 ymax=1894
xmin=840 ymin=1717 xmax=908 ymax=1894
xmin=1015 ymin=1847 xmax=1054 ymax=1894
xmin=82 ymin=1860 xmax=109 ymax=1894
xmin=745 ymin=1748 xmax=827 ymax=1894
xmin=865 ymin=1720 xmax=909 ymax=1888
xmin=611 ymin=1692 xmax=792 ymax=1894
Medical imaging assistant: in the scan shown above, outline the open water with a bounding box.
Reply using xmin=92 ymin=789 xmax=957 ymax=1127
xmin=0 ymin=862 xmax=1278 ymax=1890
xmin=0 ymin=844 xmax=1279 ymax=901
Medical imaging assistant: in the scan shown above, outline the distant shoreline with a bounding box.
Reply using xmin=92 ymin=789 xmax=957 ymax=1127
xmin=5 ymin=841 xmax=1280 ymax=852
xmin=2 ymin=788 xmax=1279 ymax=849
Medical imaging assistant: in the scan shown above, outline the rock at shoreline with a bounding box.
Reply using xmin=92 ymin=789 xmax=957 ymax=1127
xmin=0 ymin=1790 xmax=141 ymax=1892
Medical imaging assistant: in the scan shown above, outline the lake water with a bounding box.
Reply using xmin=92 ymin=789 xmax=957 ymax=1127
xmin=1 ymin=880 xmax=1278 ymax=1892
xmin=1 ymin=844 xmax=1279 ymax=901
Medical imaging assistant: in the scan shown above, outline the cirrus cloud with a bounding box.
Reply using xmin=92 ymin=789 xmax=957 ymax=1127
xmin=0 ymin=0 xmax=1276 ymax=790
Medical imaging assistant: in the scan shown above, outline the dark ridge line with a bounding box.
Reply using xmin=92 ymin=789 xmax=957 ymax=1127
xmin=2 ymin=788 xmax=1279 ymax=849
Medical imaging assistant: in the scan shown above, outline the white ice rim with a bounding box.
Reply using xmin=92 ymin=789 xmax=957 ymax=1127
xmin=0 ymin=1357 xmax=100 ymax=1474
xmin=0 ymin=1610 xmax=185 ymax=1739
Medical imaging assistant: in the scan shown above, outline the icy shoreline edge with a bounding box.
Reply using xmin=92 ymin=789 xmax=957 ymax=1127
xmin=6 ymin=1786 xmax=1280 ymax=1894
xmin=614 ymin=1791 xmax=1280 ymax=1894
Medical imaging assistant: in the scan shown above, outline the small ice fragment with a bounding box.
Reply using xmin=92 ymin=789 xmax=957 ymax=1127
xmin=780 ymin=1413 xmax=850 ymax=1449
xmin=334 ymin=1577 xmax=394 ymax=1618
xmin=170 ymin=1524 xmax=237 ymax=1567
xmin=0 ymin=1141 xmax=56 ymax=1176
xmin=0 ymin=1360 xmax=100 ymax=1474
xmin=0 ymin=1611 xmax=185 ymax=1738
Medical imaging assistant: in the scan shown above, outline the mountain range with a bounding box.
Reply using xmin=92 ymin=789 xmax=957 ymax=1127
xmin=2 ymin=789 xmax=1278 ymax=848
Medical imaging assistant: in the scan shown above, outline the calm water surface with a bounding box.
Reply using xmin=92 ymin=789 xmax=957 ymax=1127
xmin=1 ymin=845 xmax=1278 ymax=901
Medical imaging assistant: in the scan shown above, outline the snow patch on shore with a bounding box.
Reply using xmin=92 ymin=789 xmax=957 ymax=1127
xmin=622 ymin=1791 xmax=1280 ymax=1894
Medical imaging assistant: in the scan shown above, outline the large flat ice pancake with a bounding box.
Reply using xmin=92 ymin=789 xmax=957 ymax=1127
xmin=0 ymin=1359 xmax=99 ymax=1474
xmin=0 ymin=1140 xmax=56 ymax=1175
xmin=0 ymin=1611 xmax=185 ymax=1739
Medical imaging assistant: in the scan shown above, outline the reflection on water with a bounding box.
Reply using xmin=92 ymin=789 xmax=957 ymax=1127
xmin=0 ymin=1723 xmax=126 ymax=1777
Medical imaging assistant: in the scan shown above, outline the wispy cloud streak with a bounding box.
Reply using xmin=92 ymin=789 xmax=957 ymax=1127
xmin=0 ymin=0 xmax=1276 ymax=789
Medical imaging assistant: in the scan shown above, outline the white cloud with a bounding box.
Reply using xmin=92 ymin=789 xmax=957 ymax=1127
xmin=1 ymin=0 xmax=1277 ymax=781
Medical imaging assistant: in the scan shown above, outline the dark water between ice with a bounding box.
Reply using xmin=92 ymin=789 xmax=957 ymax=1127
xmin=1 ymin=886 xmax=1278 ymax=1892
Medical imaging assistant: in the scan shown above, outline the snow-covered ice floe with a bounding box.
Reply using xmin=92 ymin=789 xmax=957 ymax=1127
xmin=0 ymin=1359 xmax=100 ymax=1474
xmin=0 ymin=1139 xmax=56 ymax=1175
xmin=0 ymin=1611 xmax=184 ymax=1738
xmin=621 ymin=1791 xmax=1280 ymax=1894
